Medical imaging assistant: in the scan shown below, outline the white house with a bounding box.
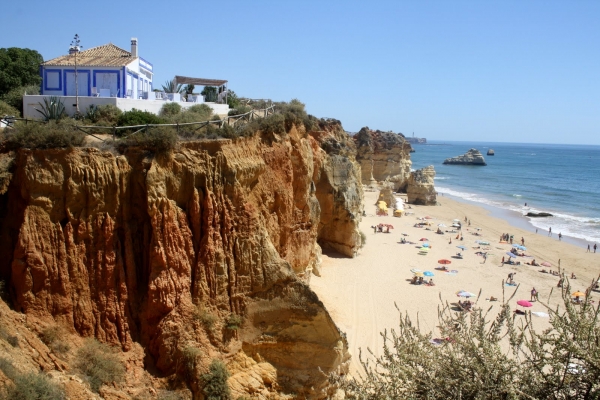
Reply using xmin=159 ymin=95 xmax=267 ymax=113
xmin=23 ymin=38 xmax=230 ymax=119
xmin=40 ymin=38 xmax=152 ymax=99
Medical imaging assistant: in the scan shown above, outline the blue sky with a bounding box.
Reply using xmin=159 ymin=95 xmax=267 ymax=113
xmin=3 ymin=0 xmax=599 ymax=144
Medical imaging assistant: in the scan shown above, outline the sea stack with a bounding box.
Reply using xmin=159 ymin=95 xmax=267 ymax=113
xmin=443 ymin=148 xmax=487 ymax=166
xmin=487 ymin=149 xmax=495 ymax=156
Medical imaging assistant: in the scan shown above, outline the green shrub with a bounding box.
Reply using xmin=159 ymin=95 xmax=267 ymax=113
xmin=181 ymin=346 xmax=202 ymax=380
xmin=74 ymin=338 xmax=125 ymax=393
xmin=258 ymin=113 xmax=285 ymax=136
xmin=116 ymin=108 xmax=164 ymax=128
xmin=94 ymin=104 xmax=122 ymax=125
xmin=160 ymin=102 xmax=182 ymax=117
xmin=0 ymin=99 xmax=19 ymax=117
xmin=225 ymin=314 xmax=243 ymax=331
xmin=1 ymin=84 xmax=40 ymax=115
xmin=0 ymin=357 xmax=65 ymax=400
xmin=4 ymin=120 xmax=85 ymax=150
xmin=116 ymin=126 xmax=177 ymax=154
xmin=227 ymin=105 xmax=251 ymax=116
xmin=194 ymin=307 xmax=217 ymax=331
xmin=187 ymin=104 xmax=213 ymax=119
xmin=39 ymin=325 xmax=70 ymax=355
xmin=202 ymin=360 xmax=231 ymax=400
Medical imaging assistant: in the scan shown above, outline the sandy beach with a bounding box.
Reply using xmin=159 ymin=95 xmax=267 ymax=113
xmin=311 ymin=190 xmax=600 ymax=373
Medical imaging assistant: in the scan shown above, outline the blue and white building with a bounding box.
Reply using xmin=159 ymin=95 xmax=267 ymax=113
xmin=40 ymin=38 xmax=153 ymax=99
xmin=23 ymin=38 xmax=230 ymax=119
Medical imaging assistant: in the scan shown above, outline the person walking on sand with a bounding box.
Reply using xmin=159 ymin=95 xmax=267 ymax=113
xmin=548 ymin=227 xmax=552 ymax=237
xmin=558 ymin=232 xmax=562 ymax=241
xmin=587 ymin=244 xmax=591 ymax=252
xmin=594 ymin=243 xmax=597 ymax=253
xmin=521 ymin=237 xmax=525 ymax=246
xmin=501 ymin=256 xmax=505 ymax=265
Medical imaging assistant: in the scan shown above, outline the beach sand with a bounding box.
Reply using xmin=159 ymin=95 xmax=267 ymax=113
xmin=310 ymin=190 xmax=599 ymax=373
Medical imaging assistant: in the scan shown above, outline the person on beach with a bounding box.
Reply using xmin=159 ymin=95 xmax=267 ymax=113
xmin=531 ymin=287 xmax=538 ymax=302
xmin=501 ymin=256 xmax=505 ymax=265
xmin=571 ymin=272 xmax=577 ymax=279
xmin=548 ymin=227 xmax=552 ymax=237
xmin=558 ymin=232 xmax=562 ymax=241
xmin=587 ymin=244 xmax=591 ymax=252
xmin=482 ymin=252 xmax=487 ymax=263
xmin=373 ymin=225 xmax=377 ymax=234
xmin=594 ymin=243 xmax=597 ymax=253
xmin=521 ymin=237 xmax=525 ymax=246
xmin=536 ymin=228 xmax=538 ymax=234
xmin=508 ymin=272 xmax=515 ymax=284
xmin=557 ymin=277 xmax=564 ymax=288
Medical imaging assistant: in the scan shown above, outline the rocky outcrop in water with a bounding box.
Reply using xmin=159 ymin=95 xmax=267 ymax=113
xmin=407 ymin=166 xmax=437 ymax=205
xmin=0 ymin=119 xmax=360 ymax=398
xmin=443 ymin=148 xmax=487 ymax=166
xmin=487 ymin=149 xmax=495 ymax=156
xmin=353 ymin=128 xmax=412 ymax=191
xmin=526 ymin=212 xmax=553 ymax=217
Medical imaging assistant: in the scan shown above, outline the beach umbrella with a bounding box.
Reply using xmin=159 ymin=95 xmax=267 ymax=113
xmin=457 ymin=291 xmax=476 ymax=298
xmin=453 ymin=219 xmax=460 ymax=222
xmin=477 ymin=241 xmax=490 ymax=245
xmin=423 ymin=271 xmax=435 ymax=277
xmin=572 ymin=291 xmax=586 ymax=297
xmin=452 ymin=223 xmax=461 ymax=227
xmin=438 ymin=223 xmax=447 ymax=227
xmin=517 ymin=300 xmax=533 ymax=308
xmin=438 ymin=259 xmax=452 ymax=264
xmin=540 ymin=261 xmax=551 ymax=267
xmin=506 ymin=252 xmax=517 ymax=258
xmin=413 ymin=271 xmax=424 ymax=277
xmin=456 ymin=245 xmax=467 ymax=250
xmin=410 ymin=268 xmax=422 ymax=273
xmin=422 ymin=243 xmax=430 ymax=247
xmin=420 ymin=238 xmax=429 ymax=241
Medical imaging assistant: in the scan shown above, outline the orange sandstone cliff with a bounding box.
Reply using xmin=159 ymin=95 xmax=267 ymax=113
xmin=0 ymin=120 xmax=361 ymax=398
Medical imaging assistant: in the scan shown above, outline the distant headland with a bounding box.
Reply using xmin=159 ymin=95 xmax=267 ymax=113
xmin=405 ymin=132 xmax=427 ymax=144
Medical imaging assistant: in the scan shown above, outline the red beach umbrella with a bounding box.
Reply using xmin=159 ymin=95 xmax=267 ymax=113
xmin=517 ymin=300 xmax=533 ymax=308
xmin=438 ymin=259 xmax=452 ymax=265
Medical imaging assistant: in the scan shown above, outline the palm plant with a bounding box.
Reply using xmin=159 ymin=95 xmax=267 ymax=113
xmin=161 ymin=79 xmax=184 ymax=94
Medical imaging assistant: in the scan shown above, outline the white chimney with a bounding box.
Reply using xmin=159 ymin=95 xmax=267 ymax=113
xmin=131 ymin=37 xmax=138 ymax=57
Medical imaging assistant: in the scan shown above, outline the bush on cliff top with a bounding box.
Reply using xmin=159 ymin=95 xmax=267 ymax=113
xmin=4 ymin=119 xmax=85 ymax=149
xmin=116 ymin=126 xmax=177 ymax=154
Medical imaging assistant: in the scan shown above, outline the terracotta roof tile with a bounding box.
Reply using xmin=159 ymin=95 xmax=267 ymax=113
xmin=43 ymin=43 xmax=135 ymax=67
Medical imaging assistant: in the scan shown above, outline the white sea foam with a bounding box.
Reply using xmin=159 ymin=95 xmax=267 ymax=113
xmin=434 ymin=177 xmax=450 ymax=180
xmin=436 ymin=186 xmax=600 ymax=243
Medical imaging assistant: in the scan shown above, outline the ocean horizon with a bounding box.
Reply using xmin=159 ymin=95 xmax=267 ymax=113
xmin=410 ymin=140 xmax=600 ymax=246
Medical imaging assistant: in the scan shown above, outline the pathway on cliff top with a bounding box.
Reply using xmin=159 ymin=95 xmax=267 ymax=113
xmin=311 ymin=190 xmax=599 ymax=374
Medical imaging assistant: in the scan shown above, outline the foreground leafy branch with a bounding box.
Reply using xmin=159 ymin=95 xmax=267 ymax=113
xmin=333 ymin=281 xmax=600 ymax=399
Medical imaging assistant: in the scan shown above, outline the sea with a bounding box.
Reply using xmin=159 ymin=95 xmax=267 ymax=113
xmin=410 ymin=141 xmax=600 ymax=247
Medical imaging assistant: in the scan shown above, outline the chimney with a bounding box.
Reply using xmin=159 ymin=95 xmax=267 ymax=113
xmin=131 ymin=37 xmax=138 ymax=57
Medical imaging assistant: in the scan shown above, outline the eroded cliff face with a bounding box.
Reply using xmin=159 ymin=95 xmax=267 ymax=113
xmin=0 ymin=121 xmax=360 ymax=398
xmin=352 ymin=127 xmax=412 ymax=190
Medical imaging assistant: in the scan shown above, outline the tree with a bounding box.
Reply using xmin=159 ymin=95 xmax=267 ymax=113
xmin=226 ymin=90 xmax=240 ymax=109
xmin=0 ymin=48 xmax=43 ymax=96
xmin=334 ymin=283 xmax=600 ymax=399
xmin=201 ymin=86 xmax=217 ymax=102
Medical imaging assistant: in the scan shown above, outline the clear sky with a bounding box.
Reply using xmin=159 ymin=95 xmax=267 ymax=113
xmin=2 ymin=0 xmax=599 ymax=144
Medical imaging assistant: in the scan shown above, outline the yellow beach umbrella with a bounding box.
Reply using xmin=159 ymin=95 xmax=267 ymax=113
xmin=413 ymin=271 xmax=424 ymax=277
xmin=572 ymin=291 xmax=586 ymax=297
